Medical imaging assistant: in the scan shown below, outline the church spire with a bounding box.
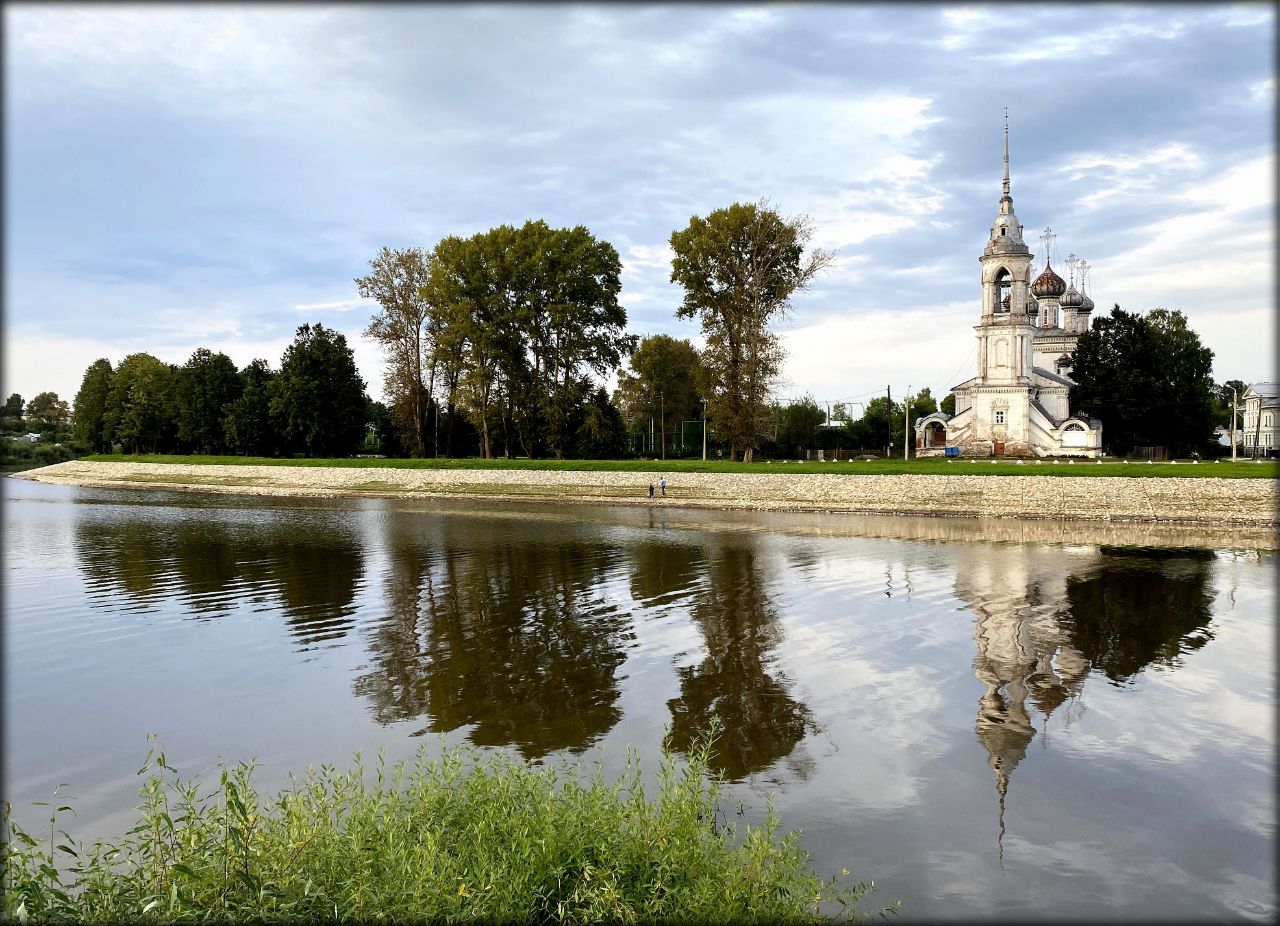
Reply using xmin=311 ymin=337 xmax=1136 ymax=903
xmin=1002 ymin=107 xmax=1011 ymax=199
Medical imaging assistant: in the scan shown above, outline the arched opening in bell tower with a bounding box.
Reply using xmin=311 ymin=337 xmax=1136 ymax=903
xmin=994 ymin=267 xmax=1012 ymax=314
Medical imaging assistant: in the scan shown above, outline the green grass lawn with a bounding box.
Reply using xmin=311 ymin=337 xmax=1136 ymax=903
xmin=83 ymin=453 xmax=1280 ymax=479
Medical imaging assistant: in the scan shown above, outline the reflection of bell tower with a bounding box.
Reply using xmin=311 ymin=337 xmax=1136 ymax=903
xmin=956 ymin=545 xmax=1093 ymax=860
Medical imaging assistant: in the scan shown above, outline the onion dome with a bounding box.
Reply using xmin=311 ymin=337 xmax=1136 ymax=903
xmin=1079 ymin=291 xmax=1095 ymax=312
xmin=1059 ymin=286 xmax=1084 ymax=309
xmin=1031 ymin=264 xmax=1066 ymax=298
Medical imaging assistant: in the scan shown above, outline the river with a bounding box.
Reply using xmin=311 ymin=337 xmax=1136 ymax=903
xmin=3 ymin=476 xmax=1274 ymax=920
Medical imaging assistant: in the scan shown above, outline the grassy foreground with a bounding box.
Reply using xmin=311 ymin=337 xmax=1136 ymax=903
xmin=3 ymin=736 xmax=888 ymax=924
xmin=84 ymin=453 xmax=1280 ymax=479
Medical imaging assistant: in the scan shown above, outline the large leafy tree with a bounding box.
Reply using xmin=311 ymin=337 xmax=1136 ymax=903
xmin=357 ymin=247 xmax=435 ymax=458
xmin=72 ymin=360 xmax=115 ymax=451
xmin=425 ymin=221 xmax=631 ymax=459
xmin=3 ymin=393 xmax=24 ymax=420
xmin=614 ymin=334 xmax=704 ymax=456
xmin=223 ymin=359 xmax=277 ymax=456
xmin=175 ymin=348 xmax=242 ymax=454
xmin=270 ymin=324 xmax=368 ymax=457
xmin=669 ymin=200 xmax=831 ymax=462
xmin=25 ymin=391 xmax=71 ymax=430
xmin=1071 ymin=306 xmax=1217 ymax=455
xmin=103 ymin=353 xmax=174 ymax=453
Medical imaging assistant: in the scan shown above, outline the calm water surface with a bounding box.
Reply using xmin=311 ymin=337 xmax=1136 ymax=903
xmin=3 ymin=477 xmax=1275 ymax=920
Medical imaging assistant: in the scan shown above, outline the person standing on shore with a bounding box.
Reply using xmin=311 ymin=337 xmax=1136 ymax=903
xmin=648 ymin=482 xmax=655 ymax=498
xmin=659 ymin=477 xmax=667 ymax=497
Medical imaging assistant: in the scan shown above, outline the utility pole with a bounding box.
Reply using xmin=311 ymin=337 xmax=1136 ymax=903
xmin=701 ymin=397 xmax=708 ymax=461
xmin=1231 ymin=386 xmax=1238 ymax=462
xmin=886 ymin=385 xmax=892 ymax=458
xmin=904 ymin=386 xmax=911 ymax=461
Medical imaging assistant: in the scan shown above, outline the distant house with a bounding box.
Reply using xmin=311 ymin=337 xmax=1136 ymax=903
xmin=1241 ymin=383 xmax=1279 ymax=456
xmin=20 ymin=433 xmax=41 ymax=444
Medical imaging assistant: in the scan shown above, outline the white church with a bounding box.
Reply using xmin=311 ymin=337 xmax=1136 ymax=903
xmin=916 ymin=119 xmax=1104 ymax=458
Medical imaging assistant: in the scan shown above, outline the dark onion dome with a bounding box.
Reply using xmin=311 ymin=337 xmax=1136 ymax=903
xmin=1079 ymin=291 xmax=1095 ymax=312
xmin=1059 ymin=286 xmax=1084 ymax=309
xmin=1031 ymin=264 xmax=1066 ymax=298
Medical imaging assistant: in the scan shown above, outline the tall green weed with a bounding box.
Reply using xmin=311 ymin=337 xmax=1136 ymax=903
xmin=4 ymin=734 xmax=892 ymax=922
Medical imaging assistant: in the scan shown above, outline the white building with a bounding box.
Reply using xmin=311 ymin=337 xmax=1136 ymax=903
xmin=916 ymin=119 xmax=1103 ymax=458
xmin=1241 ymin=383 xmax=1279 ymax=455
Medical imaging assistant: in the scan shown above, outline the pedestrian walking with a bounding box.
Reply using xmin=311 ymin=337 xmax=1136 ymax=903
xmin=659 ymin=477 xmax=667 ymax=497
xmin=648 ymin=482 xmax=655 ymax=498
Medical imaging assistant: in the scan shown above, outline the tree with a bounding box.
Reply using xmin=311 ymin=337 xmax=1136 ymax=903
xmin=366 ymin=398 xmax=407 ymax=457
xmin=358 ymin=247 xmax=435 ymax=457
xmin=103 ymin=353 xmax=173 ymax=453
xmin=1071 ymin=305 xmax=1217 ymax=455
xmin=270 ymin=324 xmax=368 ymax=457
xmin=614 ymin=335 xmax=704 ymax=456
xmin=572 ymin=387 xmax=628 ymax=459
xmin=670 ymin=200 xmax=832 ymax=462
xmin=425 ymin=221 xmax=632 ymax=460
xmin=775 ymin=395 xmax=826 ymax=456
xmin=839 ymin=396 xmax=906 ymax=453
xmin=223 ymin=359 xmax=277 ymax=456
xmin=940 ymin=393 xmax=956 ymax=417
xmin=1215 ymin=378 xmax=1248 ymax=429
xmin=3 ymin=393 xmax=24 ymax=421
xmin=25 ymin=391 xmax=71 ymax=430
xmin=175 ymin=348 xmax=242 ymax=454
xmin=72 ymin=360 xmax=114 ymax=452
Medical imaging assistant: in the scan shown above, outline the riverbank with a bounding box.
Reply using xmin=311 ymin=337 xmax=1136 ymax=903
xmin=15 ymin=459 xmax=1279 ymax=526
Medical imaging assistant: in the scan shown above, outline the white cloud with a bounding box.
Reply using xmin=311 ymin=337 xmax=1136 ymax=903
xmin=292 ymin=299 xmax=365 ymax=312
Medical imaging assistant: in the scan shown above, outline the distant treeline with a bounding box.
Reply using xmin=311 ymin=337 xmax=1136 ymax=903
xmin=70 ymin=322 xmax=629 ymax=459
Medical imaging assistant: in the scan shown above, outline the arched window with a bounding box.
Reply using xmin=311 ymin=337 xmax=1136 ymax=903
xmin=993 ymin=266 xmax=1011 ymax=313
xmin=1063 ymin=423 xmax=1084 ymax=431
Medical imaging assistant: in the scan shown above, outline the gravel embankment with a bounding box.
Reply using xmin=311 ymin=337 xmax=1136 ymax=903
xmin=15 ymin=460 xmax=1278 ymax=527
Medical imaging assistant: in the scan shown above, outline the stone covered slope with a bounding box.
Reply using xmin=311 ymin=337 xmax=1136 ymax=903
xmin=17 ymin=460 xmax=1278 ymax=526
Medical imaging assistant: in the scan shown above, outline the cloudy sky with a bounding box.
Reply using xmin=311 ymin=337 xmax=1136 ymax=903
xmin=5 ymin=2 xmax=1275 ymax=412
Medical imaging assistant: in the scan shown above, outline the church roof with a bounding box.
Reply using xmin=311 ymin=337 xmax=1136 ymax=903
xmin=1033 ymin=366 xmax=1076 ymax=387
xmin=1247 ymin=382 xmax=1280 ymax=396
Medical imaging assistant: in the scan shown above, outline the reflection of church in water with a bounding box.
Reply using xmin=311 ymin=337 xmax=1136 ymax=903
xmin=953 ymin=543 xmax=1216 ymax=857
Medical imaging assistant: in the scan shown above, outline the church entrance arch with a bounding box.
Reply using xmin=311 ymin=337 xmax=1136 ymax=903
xmin=923 ymin=421 xmax=947 ymax=447
xmin=1062 ymin=422 xmax=1086 ymax=447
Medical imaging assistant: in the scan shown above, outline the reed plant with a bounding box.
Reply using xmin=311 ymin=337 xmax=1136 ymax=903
xmin=4 ymin=733 xmax=889 ymax=923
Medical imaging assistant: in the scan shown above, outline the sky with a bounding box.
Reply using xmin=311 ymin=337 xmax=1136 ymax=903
xmin=4 ymin=2 xmax=1276 ymax=414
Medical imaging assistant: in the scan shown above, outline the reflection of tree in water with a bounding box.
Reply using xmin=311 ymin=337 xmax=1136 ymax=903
xmin=1063 ymin=547 xmax=1216 ymax=684
xmin=665 ymin=541 xmax=813 ymax=780
xmin=353 ymin=517 xmax=630 ymax=761
xmin=74 ymin=511 xmax=364 ymax=646
xmin=958 ymin=544 xmax=1217 ymax=860
xmin=627 ymin=540 xmax=705 ymax=605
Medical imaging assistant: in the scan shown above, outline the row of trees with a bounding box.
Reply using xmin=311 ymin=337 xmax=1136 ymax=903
xmin=72 ymin=324 xmax=369 ymax=456
xmin=358 ymin=221 xmax=633 ymax=460
xmin=362 ymin=203 xmax=830 ymax=462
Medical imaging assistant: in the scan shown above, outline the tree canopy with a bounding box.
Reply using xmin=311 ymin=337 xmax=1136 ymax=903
xmin=614 ymin=334 xmax=704 ymax=456
xmin=1071 ymin=305 xmax=1217 ymax=455
xmin=670 ymin=200 xmax=831 ymax=462
xmin=270 ymin=323 xmax=369 ymax=457
xmin=72 ymin=360 xmax=115 ymax=452
xmin=358 ymin=247 xmax=435 ymax=457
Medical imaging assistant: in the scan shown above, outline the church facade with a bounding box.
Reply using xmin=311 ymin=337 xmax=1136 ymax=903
xmin=916 ymin=121 xmax=1103 ymax=458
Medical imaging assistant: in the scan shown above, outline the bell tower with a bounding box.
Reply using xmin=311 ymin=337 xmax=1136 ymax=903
xmin=975 ymin=110 xmax=1036 ymax=386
